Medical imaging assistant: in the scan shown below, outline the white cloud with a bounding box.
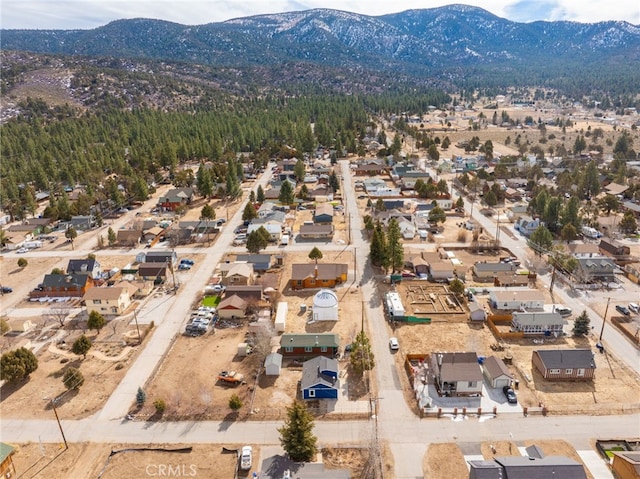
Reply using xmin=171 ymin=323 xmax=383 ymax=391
xmin=1 ymin=0 xmax=638 ymax=29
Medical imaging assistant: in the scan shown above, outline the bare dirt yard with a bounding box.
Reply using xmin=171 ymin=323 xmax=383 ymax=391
xmin=425 ymin=439 xmax=595 ymax=479
xmin=11 ymin=443 xmax=374 ymax=479
xmin=0 ymin=315 xmax=147 ymax=420
xmin=140 ymin=248 xmax=366 ymax=421
xmin=385 ymin=287 xmax=640 ymax=415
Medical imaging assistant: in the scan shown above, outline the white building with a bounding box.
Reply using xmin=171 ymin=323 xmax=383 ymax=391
xmin=385 ymin=292 xmax=405 ymax=319
xmin=489 ymin=289 xmax=545 ymax=311
xmin=312 ymin=289 xmax=339 ymax=321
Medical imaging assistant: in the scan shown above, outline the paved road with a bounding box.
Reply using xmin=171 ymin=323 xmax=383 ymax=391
xmin=98 ymin=168 xmax=274 ymax=420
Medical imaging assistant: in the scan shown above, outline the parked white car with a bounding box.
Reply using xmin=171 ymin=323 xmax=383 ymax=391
xmin=240 ymin=445 xmax=252 ymax=470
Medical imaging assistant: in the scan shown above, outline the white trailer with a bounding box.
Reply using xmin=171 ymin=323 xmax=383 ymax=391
xmin=23 ymin=240 xmax=43 ymax=249
xmin=385 ymin=292 xmax=406 ymax=319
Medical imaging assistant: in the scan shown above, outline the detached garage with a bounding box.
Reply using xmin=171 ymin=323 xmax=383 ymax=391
xmin=482 ymin=356 xmax=513 ymax=389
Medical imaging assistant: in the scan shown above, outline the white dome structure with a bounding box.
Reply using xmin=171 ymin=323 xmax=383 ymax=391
xmin=312 ymin=289 xmax=339 ymax=321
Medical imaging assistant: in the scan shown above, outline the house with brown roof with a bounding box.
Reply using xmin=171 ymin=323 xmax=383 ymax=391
xmin=598 ymin=238 xmax=631 ymax=259
xmin=611 ymin=451 xmax=640 ymax=479
xmin=482 ymin=356 xmax=513 ymax=389
xmin=431 ymin=352 xmax=483 ymax=397
xmin=137 ymin=263 xmax=167 ymax=282
xmin=224 ymin=285 xmax=263 ymax=303
xmin=223 ymin=263 xmax=255 ymax=286
xmin=532 ymin=349 xmax=596 ymax=381
xmin=83 ymin=284 xmax=136 ymax=316
xmin=299 ymin=223 xmax=334 ymax=240
xmin=564 ymin=242 xmax=600 ymax=258
xmin=157 ymin=187 xmax=194 ymax=211
xmin=217 ymin=294 xmax=248 ymax=319
xmin=290 ymin=263 xmax=348 ymax=290
xmin=117 ymin=229 xmax=142 ymax=247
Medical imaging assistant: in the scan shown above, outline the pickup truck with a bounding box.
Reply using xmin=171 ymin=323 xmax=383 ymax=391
xmin=217 ymin=370 xmax=245 ymax=385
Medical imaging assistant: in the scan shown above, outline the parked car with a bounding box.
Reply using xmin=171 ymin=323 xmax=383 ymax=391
xmin=178 ymin=263 xmax=192 ymax=271
xmin=357 ymin=195 xmax=367 ymax=199
xmin=616 ymin=305 xmax=631 ymax=316
xmin=240 ymin=446 xmax=252 ymax=471
xmin=180 ymin=259 xmax=195 ymax=266
xmin=1 ymin=286 xmax=13 ymax=294
xmin=389 ymin=337 xmax=399 ymax=351
xmin=503 ymin=386 xmax=517 ymax=404
xmin=16 ymin=247 xmax=29 ymax=254
xmin=629 ymin=303 xmax=640 ymax=314
xmin=553 ymin=305 xmax=572 ymax=317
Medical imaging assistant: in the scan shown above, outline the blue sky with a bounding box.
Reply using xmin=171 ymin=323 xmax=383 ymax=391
xmin=1 ymin=0 xmax=638 ymax=29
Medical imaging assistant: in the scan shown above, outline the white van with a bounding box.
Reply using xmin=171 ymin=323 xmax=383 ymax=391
xmin=280 ymin=234 xmax=290 ymax=246
xmin=629 ymin=303 xmax=640 ymax=314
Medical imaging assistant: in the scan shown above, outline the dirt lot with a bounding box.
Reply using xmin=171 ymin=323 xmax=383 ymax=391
xmin=0 ymin=316 xmax=145 ymax=420
xmin=10 ymin=443 xmax=372 ymax=479
xmin=388 ymin=302 xmax=640 ymax=414
xmin=425 ymin=439 xmax=595 ymax=479
xmin=141 ymin=248 xmax=366 ymax=421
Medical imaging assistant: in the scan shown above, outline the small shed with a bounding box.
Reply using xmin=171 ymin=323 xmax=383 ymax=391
xmin=312 ymin=289 xmax=339 ymax=321
xmin=264 ymin=353 xmax=283 ymax=376
xmin=482 ymin=356 xmax=513 ymax=389
xmin=275 ymin=302 xmax=288 ymax=332
xmin=237 ymin=343 xmax=252 ymax=357
xmin=468 ymin=301 xmax=487 ymax=321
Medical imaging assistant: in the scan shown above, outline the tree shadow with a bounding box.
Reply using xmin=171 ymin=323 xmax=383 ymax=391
xmin=0 ymin=376 xmax=32 ymax=402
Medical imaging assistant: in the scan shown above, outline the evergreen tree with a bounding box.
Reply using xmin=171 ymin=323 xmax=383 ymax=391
xmin=328 ymin=171 xmax=340 ymax=192
xmin=560 ymin=224 xmax=578 ymax=243
xmin=349 ymin=330 xmax=375 ymax=375
xmin=483 ymin=190 xmax=498 ymax=207
xmin=65 ymin=226 xmax=78 ymax=249
xmin=256 ymin=185 xmax=265 ymax=203
xmin=529 ymin=225 xmax=553 ymax=255
xmin=308 ymin=247 xmax=323 ymax=264
xmin=428 ymin=206 xmax=446 ymax=223
xmin=200 ymin=204 xmax=216 ymax=221
xmin=242 ymin=202 xmax=258 ymax=222
xmin=132 ymin=176 xmax=149 ymax=201
xmin=572 ymin=310 xmax=590 ymax=337
xmin=137 ymin=387 xmax=147 ymax=406
xmin=278 ymin=400 xmax=318 ymax=462
xmin=386 ymin=218 xmax=404 ymax=273
xmin=249 ymin=190 xmax=256 ymax=203
xmin=294 ymin=159 xmax=306 ymax=182
xmin=0 ymin=347 xmax=38 ymax=382
xmin=369 ymin=222 xmax=387 ymax=267
xmin=246 ymin=227 xmax=269 ymax=253
xmin=107 ymin=227 xmax=117 ymax=246
xmin=448 ymin=278 xmax=465 ymax=297
xmin=278 ymin=180 xmax=295 ymax=205
xmin=197 ymin=161 xmax=213 ymax=198
xmin=63 ymin=367 xmax=84 ymax=390
xmin=229 ymin=393 xmax=243 ymax=412
xmin=72 ymin=335 xmax=92 ymax=359
xmin=87 ymin=311 xmax=106 ymax=333
xmin=619 ymin=212 xmax=638 ymax=234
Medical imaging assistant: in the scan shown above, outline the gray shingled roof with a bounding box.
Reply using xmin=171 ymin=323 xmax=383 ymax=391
xmin=534 ymin=349 xmax=596 ymax=369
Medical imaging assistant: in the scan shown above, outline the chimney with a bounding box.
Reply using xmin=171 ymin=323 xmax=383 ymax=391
xmin=314 ymin=264 xmax=318 ymax=279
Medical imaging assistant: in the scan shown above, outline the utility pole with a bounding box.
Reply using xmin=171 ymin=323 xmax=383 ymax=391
xmin=46 ymin=398 xmax=68 ymax=450
xmin=133 ymin=308 xmax=142 ymax=344
xmin=599 ymin=297 xmax=611 ymax=341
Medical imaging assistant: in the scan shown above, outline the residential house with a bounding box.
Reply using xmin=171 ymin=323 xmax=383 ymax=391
xmin=235 ymin=254 xmax=272 ymax=272
xmin=118 ymin=279 xmax=153 ymax=298
xmin=308 ymin=184 xmax=334 ymax=202
xmin=429 ymin=260 xmax=454 ymax=282
xmin=431 ymin=352 xmax=483 ymax=397
xmin=223 ymin=263 xmax=255 ymax=286
xmin=216 ymin=294 xmax=248 ymax=319
xmin=299 ymin=223 xmax=334 ymax=240
xmin=67 ymin=258 xmax=102 ymax=280
xmin=398 ymin=218 xmax=416 ymax=239
xmin=599 ymin=238 xmax=631 ymax=259
xmin=514 ymin=216 xmax=542 ymax=237
xmin=532 ymin=349 xmax=596 ymax=381
xmin=622 ymin=200 xmax=640 ymax=218
xmin=409 ymin=255 xmax=429 ymax=277
xmin=565 ymin=242 xmax=600 ymax=258
xmin=489 ymin=289 xmax=545 ymax=311
xmin=473 ymin=262 xmax=517 ymax=282
xmin=352 ymin=160 xmax=387 ymax=176
xmin=611 ymin=451 xmax=640 ymax=479
xmin=70 ymin=215 xmax=96 ymax=230
xmin=34 ymin=273 xmax=93 ymax=298
xmin=248 ymin=212 xmax=285 ymax=241
xmin=280 ymin=333 xmax=339 ymax=358
xmin=83 ymin=283 xmax=136 ymax=316
xmin=482 ymin=356 xmax=513 ymax=389
xmin=278 ymin=158 xmax=298 ymax=172
xmin=511 ymin=311 xmax=565 ymax=335
xmin=257 ymin=201 xmax=277 ymax=218
xmin=313 ymin=204 xmax=334 ymax=224
xmin=0 ymin=442 xmax=16 ymax=479
xmin=573 ymin=257 xmax=616 ymax=283
xmin=468 ymin=453 xmax=587 ymax=479
xmin=383 ymin=200 xmax=405 ymax=211
xmin=301 ymin=356 xmax=339 ymax=400
xmin=375 ymin=209 xmax=414 ymax=227
xmin=493 ymin=272 xmax=530 ymax=287
xmin=224 ymin=285 xmax=263 ymax=303
xmin=506 ymin=203 xmax=528 ymax=222
xmin=604 ymin=182 xmax=629 ymax=197
xmin=290 ymin=263 xmax=348 ymax=290
xmin=137 ymin=263 xmax=167 ymax=282
xmin=157 ymin=187 xmax=194 ymax=211
xmin=142 ymin=226 xmax=165 ymax=244
xmin=143 ymin=250 xmax=177 ymax=267
xmin=362 ymin=178 xmax=387 ymax=193
xmin=503 ymin=187 xmax=521 ymax=201
xmin=117 ymin=229 xmax=142 ymax=247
